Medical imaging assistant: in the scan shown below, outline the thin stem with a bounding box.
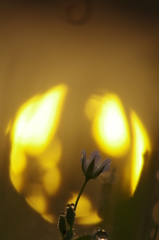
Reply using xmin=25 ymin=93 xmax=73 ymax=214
xmin=74 ymin=178 xmax=88 ymax=211
xmin=69 ymin=228 xmax=73 ymax=239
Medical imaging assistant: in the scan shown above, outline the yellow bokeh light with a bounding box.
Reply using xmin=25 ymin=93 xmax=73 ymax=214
xmin=77 ymin=212 xmax=102 ymax=225
xmin=10 ymin=170 xmax=24 ymax=193
xmin=38 ymin=139 xmax=62 ymax=169
xmin=85 ymin=93 xmax=151 ymax=196
xmin=86 ymin=94 xmax=130 ymax=157
xmin=131 ymin=111 xmax=151 ymax=195
xmin=10 ymin=84 xmax=67 ymax=218
xmin=10 ymin=146 xmax=27 ymax=174
xmin=11 ymin=84 xmax=67 ymax=155
xmin=42 ymin=214 xmax=56 ymax=223
xmin=85 ymin=96 xmax=101 ymax=120
xmin=43 ymin=167 xmax=61 ymax=196
xmin=68 ymin=193 xmax=102 ymax=225
xmin=26 ymin=194 xmax=47 ymax=214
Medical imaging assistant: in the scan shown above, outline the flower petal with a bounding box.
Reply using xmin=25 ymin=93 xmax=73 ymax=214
xmin=89 ymin=150 xmax=100 ymax=162
xmin=88 ymin=150 xmax=101 ymax=168
xmin=81 ymin=150 xmax=87 ymax=173
xmin=101 ymin=159 xmax=111 ymax=173
xmin=93 ymin=154 xmax=102 ymax=173
xmin=92 ymin=159 xmax=111 ymax=179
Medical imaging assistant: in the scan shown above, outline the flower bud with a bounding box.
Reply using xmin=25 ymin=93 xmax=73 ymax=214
xmin=66 ymin=203 xmax=76 ymax=228
xmin=57 ymin=211 xmax=66 ymax=236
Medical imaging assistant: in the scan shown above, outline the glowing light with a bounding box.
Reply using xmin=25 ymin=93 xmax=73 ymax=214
xmin=10 ymin=170 xmax=24 ymax=193
xmin=85 ymin=96 xmax=101 ymax=120
xmin=68 ymin=193 xmax=102 ymax=225
xmin=38 ymin=139 xmax=62 ymax=169
xmin=10 ymin=84 xmax=67 ymax=218
xmin=43 ymin=167 xmax=61 ymax=196
xmin=11 ymin=84 xmax=67 ymax=155
xmin=131 ymin=111 xmax=151 ymax=195
xmin=42 ymin=214 xmax=56 ymax=223
xmin=10 ymin=147 xmax=27 ymax=193
xmin=77 ymin=212 xmax=102 ymax=225
xmin=26 ymin=194 xmax=47 ymax=214
xmin=10 ymin=146 xmax=27 ymax=174
xmin=85 ymin=94 xmax=130 ymax=157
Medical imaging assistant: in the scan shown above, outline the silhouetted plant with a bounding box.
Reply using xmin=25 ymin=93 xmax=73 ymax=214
xmin=57 ymin=150 xmax=111 ymax=240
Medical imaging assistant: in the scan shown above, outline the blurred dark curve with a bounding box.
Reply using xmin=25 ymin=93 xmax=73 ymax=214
xmin=65 ymin=0 xmax=91 ymax=25
xmin=60 ymin=0 xmax=92 ymax=26
xmin=152 ymin=223 xmax=159 ymax=240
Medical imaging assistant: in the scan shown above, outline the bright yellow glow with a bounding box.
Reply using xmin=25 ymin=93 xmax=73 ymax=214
xmin=86 ymin=94 xmax=130 ymax=157
xmin=10 ymin=170 xmax=24 ymax=193
xmin=40 ymin=139 xmax=62 ymax=195
xmin=38 ymin=139 xmax=62 ymax=169
xmin=10 ymin=146 xmax=27 ymax=174
xmin=68 ymin=193 xmax=102 ymax=225
xmin=69 ymin=193 xmax=92 ymax=217
xmin=77 ymin=212 xmax=102 ymax=225
xmin=11 ymin=84 xmax=67 ymax=155
xmin=131 ymin=111 xmax=151 ymax=195
xmin=42 ymin=214 xmax=56 ymax=223
xmin=43 ymin=167 xmax=61 ymax=196
xmin=10 ymin=146 xmax=26 ymax=192
xmin=26 ymin=194 xmax=47 ymax=214
xmin=85 ymin=96 xmax=101 ymax=120
xmin=10 ymin=84 xmax=67 ymax=219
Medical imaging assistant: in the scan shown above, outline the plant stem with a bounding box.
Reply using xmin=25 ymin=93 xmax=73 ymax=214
xmin=74 ymin=178 xmax=88 ymax=211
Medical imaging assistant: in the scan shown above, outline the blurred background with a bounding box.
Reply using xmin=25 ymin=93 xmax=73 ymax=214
xmin=0 ymin=0 xmax=159 ymax=239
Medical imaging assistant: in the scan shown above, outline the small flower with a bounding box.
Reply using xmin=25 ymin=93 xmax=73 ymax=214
xmin=81 ymin=150 xmax=111 ymax=181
